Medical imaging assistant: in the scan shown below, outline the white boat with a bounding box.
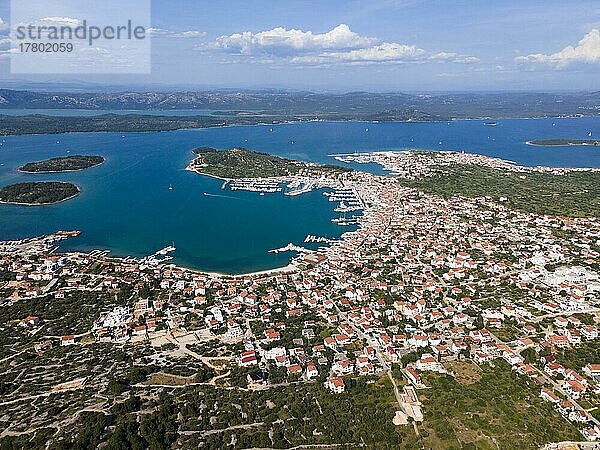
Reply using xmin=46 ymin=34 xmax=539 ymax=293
xmin=168 ymin=184 xmax=174 ymax=191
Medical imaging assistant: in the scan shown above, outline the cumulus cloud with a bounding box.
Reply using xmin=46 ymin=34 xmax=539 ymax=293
xmin=516 ymin=29 xmax=600 ymax=66
xmin=147 ymin=28 xmax=207 ymax=39
xmin=207 ymin=24 xmax=377 ymax=56
xmin=202 ymin=23 xmax=477 ymax=65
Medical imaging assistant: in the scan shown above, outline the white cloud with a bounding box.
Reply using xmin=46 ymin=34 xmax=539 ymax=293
xmin=293 ymin=45 xmax=478 ymax=65
xmin=430 ymin=52 xmax=480 ymax=64
xmin=147 ymin=28 xmax=206 ymax=39
xmin=38 ymin=17 xmax=82 ymax=27
xmin=516 ymin=29 xmax=600 ymax=66
xmin=203 ymin=23 xmax=478 ymax=65
xmin=0 ymin=47 xmax=18 ymax=59
xmin=207 ymin=24 xmax=378 ymax=56
xmin=292 ymin=42 xmax=426 ymax=64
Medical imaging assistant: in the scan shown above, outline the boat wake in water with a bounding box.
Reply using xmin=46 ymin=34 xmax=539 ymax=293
xmin=203 ymin=192 xmax=250 ymax=201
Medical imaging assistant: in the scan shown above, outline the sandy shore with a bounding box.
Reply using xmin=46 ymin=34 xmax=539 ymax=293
xmin=185 ymin=164 xmax=231 ymax=182
xmin=198 ymin=262 xmax=299 ymax=278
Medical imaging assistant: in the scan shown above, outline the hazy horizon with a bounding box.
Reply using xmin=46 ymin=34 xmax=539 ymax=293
xmin=1 ymin=0 xmax=600 ymax=92
xmin=1 ymin=79 xmax=599 ymax=95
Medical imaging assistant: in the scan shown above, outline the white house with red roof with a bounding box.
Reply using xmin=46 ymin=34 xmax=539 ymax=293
xmin=326 ymin=377 xmax=345 ymax=394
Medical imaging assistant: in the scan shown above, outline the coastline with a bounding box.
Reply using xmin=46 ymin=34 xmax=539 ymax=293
xmin=73 ymin=248 xmax=301 ymax=278
xmin=48 ymin=149 xmax=600 ymax=275
xmin=5 ymin=147 xmax=599 ymax=277
xmin=184 ymin=164 xmax=230 ymax=182
xmin=197 ymin=262 xmax=299 ymax=278
xmin=2 ymin=114 xmax=600 ymax=138
xmin=3 ymin=129 xmax=600 ymax=276
xmin=32 ymin=153 xmax=348 ymax=276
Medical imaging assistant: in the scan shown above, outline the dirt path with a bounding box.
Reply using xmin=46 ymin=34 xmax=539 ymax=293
xmin=179 ymin=421 xmax=264 ymax=436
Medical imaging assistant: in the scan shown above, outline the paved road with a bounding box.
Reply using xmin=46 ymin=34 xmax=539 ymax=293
xmin=530 ymin=309 xmax=600 ymax=323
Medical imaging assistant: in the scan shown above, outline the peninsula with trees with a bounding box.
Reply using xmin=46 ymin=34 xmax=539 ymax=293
xmin=0 ymin=181 xmax=80 ymax=205
xmin=187 ymin=146 xmax=351 ymax=180
xmin=19 ymin=155 xmax=105 ymax=173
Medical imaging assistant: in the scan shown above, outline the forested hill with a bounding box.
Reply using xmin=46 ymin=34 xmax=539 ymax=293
xmin=1 ymin=89 xmax=599 ymax=119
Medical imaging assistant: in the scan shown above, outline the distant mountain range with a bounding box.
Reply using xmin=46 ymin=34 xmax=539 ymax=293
xmin=1 ymin=89 xmax=599 ymax=120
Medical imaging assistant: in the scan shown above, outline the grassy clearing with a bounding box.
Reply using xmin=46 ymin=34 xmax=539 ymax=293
xmin=144 ymin=372 xmax=191 ymax=386
xmin=444 ymin=361 xmax=482 ymax=385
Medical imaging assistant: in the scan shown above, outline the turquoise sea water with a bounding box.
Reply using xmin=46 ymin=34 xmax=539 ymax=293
xmin=0 ymin=117 xmax=599 ymax=274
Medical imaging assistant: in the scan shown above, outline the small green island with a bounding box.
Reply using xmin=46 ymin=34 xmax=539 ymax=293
xmin=188 ymin=146 xmax=351 ymax=179
xmin=527 ymin=139 xmax=600 ymax=147
xmin=0 ymin=181 xmax=80 ymax=205
xmin=19 ymin=155 xmax=105 ymax=173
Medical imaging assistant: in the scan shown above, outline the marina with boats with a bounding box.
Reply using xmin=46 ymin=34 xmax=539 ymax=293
xmin=138 ymin=245 xmax=176 ymax=267
xmin=284 ymin=179 xmax=317 ymax=196
xmin=268 ymin=243 xmax=311 ymax=254
xmin=229 ymin=179 xmax=282 ymax=193
xmin=304 ymin=235 xmax=336 ymax=244
xmin=325 ymin=188 xmax=364 ymax=226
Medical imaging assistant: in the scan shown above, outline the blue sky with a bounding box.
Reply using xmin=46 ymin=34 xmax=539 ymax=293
xmin=1 ymin=0 xmax=600 ymax=91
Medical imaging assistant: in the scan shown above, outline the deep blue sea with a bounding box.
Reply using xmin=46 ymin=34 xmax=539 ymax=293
xmin=0 ymin=117 xmax=599 ymax=274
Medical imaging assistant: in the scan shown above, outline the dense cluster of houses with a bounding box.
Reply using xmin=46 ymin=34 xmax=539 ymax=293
xmin=1 ymin=152 xmax=599 ymax=440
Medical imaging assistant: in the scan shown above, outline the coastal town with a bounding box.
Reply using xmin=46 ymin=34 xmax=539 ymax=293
xmin=1 ymin=151 xmax=599 ymax=449
xmin=2 ymin=0 xmax=600 ymax=447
